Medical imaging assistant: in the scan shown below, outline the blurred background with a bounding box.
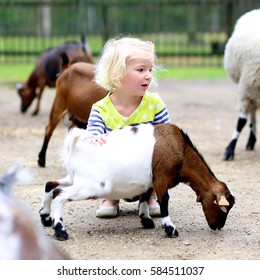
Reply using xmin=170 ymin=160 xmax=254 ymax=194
xmin=1 ymin=0 xmax=259 ymax=67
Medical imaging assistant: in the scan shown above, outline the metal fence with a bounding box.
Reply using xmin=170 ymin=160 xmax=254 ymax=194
xmin=0 ymin=0 xmax=259 ymax=67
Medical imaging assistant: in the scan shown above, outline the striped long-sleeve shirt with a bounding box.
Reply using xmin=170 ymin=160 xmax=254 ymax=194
xmin=86 ymin=91 xmax=171 ymax=137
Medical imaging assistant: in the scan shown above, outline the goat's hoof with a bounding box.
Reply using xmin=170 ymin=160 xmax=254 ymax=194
xmin=246 ymin=142 xmax=255 ymax=151
xmin=38 ymin=157 xmax=46 ymax=168
xmin=55 ymin=231 xmax=69 ymax=241
xmin=224 ymin=140 xmax=236 ymax=161
xmin=224 ymin=149 xmax=234 ymax=161
xmin=141 ymin=217 xmax=155 ymax=229
xmin=54 ymin=223 xmax=69 ymax=241
xmin=40 ymin=214 xmax=52 ymax=227
xmin=246 ymin=133 xmax=256 ymax=150
xmin=32 ymin=110 xmax=38 ymax=116
xmin=164 ymin=226 xmax=179 ymax=237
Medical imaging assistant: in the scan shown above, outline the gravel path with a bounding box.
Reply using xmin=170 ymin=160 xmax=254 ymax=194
xmin=0 ymin=78 xmax=259 ymax=260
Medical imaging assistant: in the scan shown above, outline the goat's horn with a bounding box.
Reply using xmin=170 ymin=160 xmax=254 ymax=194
xmin=214 ymin=195 xmax=229 ymax=206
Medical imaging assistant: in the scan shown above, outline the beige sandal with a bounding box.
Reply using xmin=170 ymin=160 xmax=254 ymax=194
xmin=96 ymin=201 xmax=119 ymax=218
xmin=148 ymin=195 xmax=161 ymax=217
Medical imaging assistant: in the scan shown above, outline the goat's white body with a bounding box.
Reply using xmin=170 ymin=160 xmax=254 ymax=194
xmin=60 ymin=124 xmax=156 ymax=200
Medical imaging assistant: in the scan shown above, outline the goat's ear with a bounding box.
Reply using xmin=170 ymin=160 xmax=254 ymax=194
xmin=214 ymin=195 xmax=229 ymax=213
xmin=16 ymin=83 xmax=24 ymax=95
xmin=218 ymin=205 xmax=228 ymax=213
xmin=196 ymin=194 xmax=202 ymax=203
xmin=16 ymin=82 xmax=24 ymax=90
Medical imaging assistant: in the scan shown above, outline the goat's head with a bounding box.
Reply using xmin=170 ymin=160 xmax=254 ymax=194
xmin=197 ymin=182 xmax=235 ymax=230
xmin=16 ymin=83 xmax=36 ymax=113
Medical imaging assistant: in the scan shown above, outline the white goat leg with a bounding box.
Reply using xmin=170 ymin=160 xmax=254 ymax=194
xmin=51 ymin=183 xmax=106 ymax=240
xmin=40 ymin=175 xmax=73 ymax=227
xmin=161 ymin=216 xmax=178 ymax=237
xmin=139 ymin=201 xmax=154 ymax=229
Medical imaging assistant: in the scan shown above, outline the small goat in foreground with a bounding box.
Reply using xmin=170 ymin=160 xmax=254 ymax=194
xmin=0 ymin=160 xmax=69 ymax=259
xmin=40 ymin=123 xmax=235 ymax=241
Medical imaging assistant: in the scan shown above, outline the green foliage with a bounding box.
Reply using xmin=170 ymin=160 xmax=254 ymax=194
xmin=157 ymin=67 xmax=227 ymax=79
xmin=0 ymin=63 xmax=227 ymax=84
xmin=0 ymin=35 xmax=103 ymax=55
xmin=0 ymin=63 xmax=35 ymax=84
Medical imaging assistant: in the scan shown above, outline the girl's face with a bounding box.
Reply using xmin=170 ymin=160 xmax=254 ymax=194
xmin=119 ymin=57 xmax=153 ymax=97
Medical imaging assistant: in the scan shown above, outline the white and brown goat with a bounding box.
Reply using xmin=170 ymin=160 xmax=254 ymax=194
xmin=40 ymin=123 xmax=235 ymax=241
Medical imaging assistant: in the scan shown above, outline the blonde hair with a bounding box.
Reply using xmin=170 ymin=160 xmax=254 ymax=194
xmin=94 ymin=37 xmax=158 ymax=91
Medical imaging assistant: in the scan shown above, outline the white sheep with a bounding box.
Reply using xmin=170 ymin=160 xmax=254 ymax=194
xmin=224 ymin=9 xmax=260 ymax=160
xmin=0 ymin=160 xmax=69 ymax=259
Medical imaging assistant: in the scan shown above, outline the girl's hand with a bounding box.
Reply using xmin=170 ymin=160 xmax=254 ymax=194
xmin=88 ymin=133 xmax=109 ymax=145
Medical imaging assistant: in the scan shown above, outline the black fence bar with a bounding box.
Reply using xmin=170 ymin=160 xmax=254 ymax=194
xmin=0 ymin=0 xmax=259 ymax=66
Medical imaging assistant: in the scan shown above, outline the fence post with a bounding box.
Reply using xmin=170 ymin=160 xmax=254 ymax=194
xmin=225 ymin=0 xmax=235 ymax=39
xmin=101 ymin=3 xmax=109 ymax=45
xmin=42 ymin=0 xmax=52 ymax=37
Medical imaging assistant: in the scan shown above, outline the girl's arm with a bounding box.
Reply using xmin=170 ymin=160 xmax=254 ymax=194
xmin=154 ymin=106 xmax=171 ymax=124
xmin=85 ymin=108 xmax=108 ymax=145
xmin=86 ymin=109 xmax=106 ymax=136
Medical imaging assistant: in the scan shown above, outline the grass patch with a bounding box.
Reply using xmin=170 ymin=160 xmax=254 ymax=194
xmin=0 ymin=63 xmax=227 ymax=84
xmin=0 ymin=63 xmax=35 ymax=83
xmin=157 ymin=67 xmax=227 ymax=79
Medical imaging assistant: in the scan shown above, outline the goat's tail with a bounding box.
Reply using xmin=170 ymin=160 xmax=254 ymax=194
xmin=59 ymin=52 xmax=70 ymax=74
xmin=81 ymin=33 xmax=86 ymax=53
xmin=0 ymin=159 xmax=33 ymax=196
xmin=61 ymin=128 xmax=85 ymax=169
xmin=81 ymin=33 xmax=92 ymax=53
xmin=81 ymin=32 xmax=93 ymax=63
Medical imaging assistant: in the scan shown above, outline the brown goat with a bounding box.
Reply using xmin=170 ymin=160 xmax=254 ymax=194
xmin=39 ymin=123 xmax=235 ymax=241
xmin=38 ymin=62 xmax=108 ymax=167
xmin=0 ymin=160 xmax=69 ymax=259
xmin=16 ymin=35 xmax=93 ymax=116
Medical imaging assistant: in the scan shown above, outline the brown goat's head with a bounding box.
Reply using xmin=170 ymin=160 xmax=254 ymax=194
xmin=16 ymin=83 xmax=36 ymax=113
xmin=197 ymin=183 xmax=235 ymax=230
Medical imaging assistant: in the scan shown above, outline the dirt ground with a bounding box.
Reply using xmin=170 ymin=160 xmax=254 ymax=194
xmin=0 ymin=78 xmax=259 ymax=260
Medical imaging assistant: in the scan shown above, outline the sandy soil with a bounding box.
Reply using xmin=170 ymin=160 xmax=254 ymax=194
xmin=0 ymin=78 xmax=259 ymax=260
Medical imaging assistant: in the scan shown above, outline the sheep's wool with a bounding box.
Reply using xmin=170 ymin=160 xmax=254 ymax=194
xmin=224 ymin=9 xmax=260 ymax=104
